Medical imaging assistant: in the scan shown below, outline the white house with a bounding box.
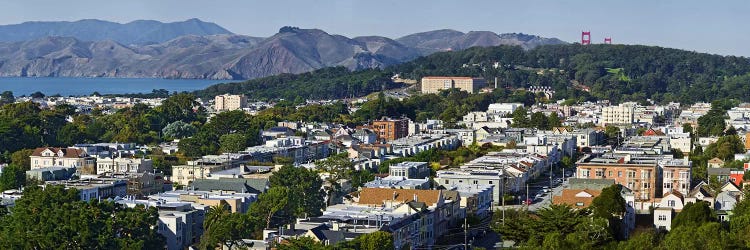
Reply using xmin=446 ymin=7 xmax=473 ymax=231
xmin=654 ymin=207 xmax=674 ymax=231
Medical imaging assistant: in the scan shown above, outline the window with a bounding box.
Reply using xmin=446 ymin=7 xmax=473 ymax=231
xmin=445 ymin=180 xmax=449 ymax=184
xmin=627 ymin=171 xmax=636 ymax=178
xmin=641 ymin=171 xmax=651 ymax=179
xmin=595 ymin=170 xmax=603 ymax=177
xmin=618 ymin=171 xmax=622 ymax=177
xmin=668 ymin=200 xmax=675 ymax=207
xmin=609 ymin=171 xmax=613 ymax=177
xmin=665 ymin=172 xmax=673 ymax=179
xmin=679 ymin=172 xmax=689 ymax=179
xmin=658 ymin=215 xmax=667 ymax=221
xmin=473 ymin=180 xmax=478 ymax=184
xmin=575 ymin=202 xmax=584 ymax=206
xmin=643 ymin=183 xmax=650 ymax=189
xmin=488 ymin=181 xmax=493 ymax=184
xmin=580 ymin=169 xmax=590 ymax=178
xmin=664 ymin=183 xmax=672 ymax=189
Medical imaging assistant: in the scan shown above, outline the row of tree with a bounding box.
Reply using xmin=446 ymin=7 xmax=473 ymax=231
xmin=0 ymin=185 xmax=164 ymax=248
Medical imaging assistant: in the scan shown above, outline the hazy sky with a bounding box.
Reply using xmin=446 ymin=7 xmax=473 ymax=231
xmin=1 ymin=0 xmax=748 ymax=56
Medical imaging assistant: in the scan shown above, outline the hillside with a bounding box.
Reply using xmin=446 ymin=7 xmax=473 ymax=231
xmin=396 ymin=29 xmax=566 ymax=54
xmin=0 ymin=18 xmax=232 ymax=45
xmin=197 ymin=44 xmax=750 ymax=104
xmin=0 ymin=21 xmax=567 ymax=80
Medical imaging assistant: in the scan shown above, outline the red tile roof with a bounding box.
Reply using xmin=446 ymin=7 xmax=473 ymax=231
xmin=357 ymin=188 xmax=442 ymax=207
xmin=31 ymin=147 xmax=87 ymax=158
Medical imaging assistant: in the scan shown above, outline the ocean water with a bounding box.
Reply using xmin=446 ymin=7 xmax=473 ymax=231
xmin=0 ymin=77 xmax=235 ymax=96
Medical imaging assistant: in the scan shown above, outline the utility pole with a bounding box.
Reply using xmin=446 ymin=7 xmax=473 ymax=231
xmin=501 ymin=177 xmax=505 ymax=225
xmin=464 ymin=217 xmax=468 ymax=250
xmin=526 ymin=183 xmax=530 ymax=211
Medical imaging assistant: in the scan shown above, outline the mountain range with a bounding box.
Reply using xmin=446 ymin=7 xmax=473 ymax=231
xmin=0 ymin=19 xmax=566 ymax=80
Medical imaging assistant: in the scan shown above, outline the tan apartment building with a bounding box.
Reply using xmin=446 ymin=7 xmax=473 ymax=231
xmin=214 ymin=94 xmax=247 ymax=111
xmin=601 ymin=103 xmax=635 ymax=126
xmin=421 ymin=76 xmax=486 ymax=94
xmin=171 ymin=164 xmax=231 ymax=186
xmin=371 ymin=117 xmax=409 ymax=141
xmin=576 ymin=155 xmax=658 ymax=211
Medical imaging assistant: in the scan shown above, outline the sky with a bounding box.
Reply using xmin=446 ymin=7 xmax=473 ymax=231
xmin=1 ymin=0 xmax=748 ymax=56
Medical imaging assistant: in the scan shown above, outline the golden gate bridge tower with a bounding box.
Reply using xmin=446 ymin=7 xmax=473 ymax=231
xmin=581 ymin=31 xmax=591 ymax=45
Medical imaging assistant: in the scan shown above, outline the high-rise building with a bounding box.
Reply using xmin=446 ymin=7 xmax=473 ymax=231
xmin=214 ymin=94 xmax=247 ymax=111
xmin=421 ymin=77 xmax=486 ymax=94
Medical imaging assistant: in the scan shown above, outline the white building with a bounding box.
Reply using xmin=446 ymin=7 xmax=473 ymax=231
xmin=602 ymin=103 xmax=635 ymax=126
xmin=215 ymin=94 xmax=247 ymax=111
xmin=96 ymin=157 xmax=153 ymax=175
xmin=487 ymin=103 xmax=524 ymax=115
xmin=654 ymin=207 xmax=674 ymax=231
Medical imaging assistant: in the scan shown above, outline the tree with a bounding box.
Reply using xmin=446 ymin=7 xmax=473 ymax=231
xmin=0 ymin=91 xmax=14 ymax=105
xmin=661 ymin=222 xmax=736 ymax=249
xmin=316 ymin=153 xmax=354 ymax=205
xmin=511 ymin=107 xmax=529 ymax=128
xmin=270 ymin=165 xmax=325 ymax=218
xmin=276 ymin=236 xmax=327 ymax=250
xmin=248 ymin=187 xmax=290 ymax=229
xmin=590 ymin=185 xmax=626 ymax=220
xmin=0 ymin=185 xmax=164 ymax=248
xmin=672 ymin=201 xmax=715 ymax=229
xmin=530 ymin=112 xmax=549 ymax=130
xmin=548 ymin=112 xmax=562 ymax=128
xmin=10 ymin=149 xmax=34 ymax=170
xmin=30 ymin=91 xmax=45 ymax=99
xmin=219 ymin=133 xmax=247 ymax=153
xmin=704 ymin=135 xmax=744 ymax=161
xmin=604 ymin=126 xmax=620 ymax=139
xmin=354 ymin=231 xmax=395 ymax=250
xmin=201 ymin=203 xmax=254 ymax=250
xmin=615 ymin=229 xmax=661 ymax=250
xmin=0 ymin=164 xmax=24 ymax=191
xmin=177 ymin=137 xmax=203 ymax=158
xmin=162 ymin=120 xmax=197 ymax=139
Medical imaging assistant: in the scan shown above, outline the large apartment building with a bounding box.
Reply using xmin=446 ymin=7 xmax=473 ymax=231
xmin=371 ymin=117 xmax=409 ymax=141
xmin=96 ymin=157 xmax=153 ymax=175
xmin=601 ymin=103 xmax=635 ymax=125
xmin=576 ymin=154 xmax=691 ymax=212
xmin=421 ymin=76 xmax=486 ymax=94
xmin=214 ymin=94 xmax=247 ymax=111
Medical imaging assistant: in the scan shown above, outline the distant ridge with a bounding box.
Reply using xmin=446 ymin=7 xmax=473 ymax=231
xmin=0 ymin=21 xmax=567 ymax=80
xmin=0 ymin=18 xmax=232 ymax=45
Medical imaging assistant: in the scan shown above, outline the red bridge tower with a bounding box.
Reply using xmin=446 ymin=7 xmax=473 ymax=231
xmin=581 ymin=31 xmax=591 ymax=45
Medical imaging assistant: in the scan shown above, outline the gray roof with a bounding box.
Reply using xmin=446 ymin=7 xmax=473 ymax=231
xmin=190 ymin=178 xmax=269 ymax=194
xmin=707 ymin=168 xmax=732 ymax=176
xmin=568 ymin=178 xmax=616 ymax=190
xmin=309 ymin=225 xmax=346 ymax=244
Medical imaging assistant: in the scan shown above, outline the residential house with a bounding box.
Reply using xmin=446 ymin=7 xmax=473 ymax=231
xmin=656 ymin=191 xmax=684 ymax=211
xmin=552 ymin=189 xmax=602 ymax=208
xmin=30 ymin=147 xmax=96 ymax=174
xmin=654 ymin=207 xmax=674 ymax=231
xmin=708 ymin=168 xmax=732 ymax=185
xmin=708 ymin=158 xmax=725 ymax=168
xmin=684 ymin=182 xmax=715 ymax=205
